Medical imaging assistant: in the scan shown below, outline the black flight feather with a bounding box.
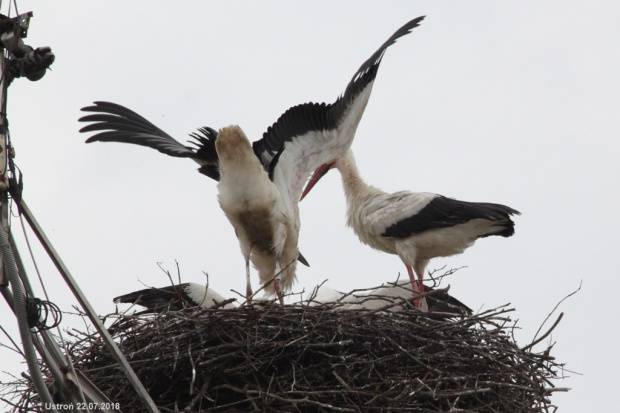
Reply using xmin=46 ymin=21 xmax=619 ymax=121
xmin=383 ymin=196 xmax=521 ymax=238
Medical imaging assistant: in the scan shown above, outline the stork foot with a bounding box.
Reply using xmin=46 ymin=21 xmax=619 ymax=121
xmin=246 ymin=285 xmax=253 ymax=304
xmin=413 ymin=296 xmax=429 ymax=312
xmin=274 ymin=277 xmax=285 ymax=305
xmin=409 ymin=277 xmax=428 ymax=312
xmin=406 ymin=264 xmax=427 ymax=312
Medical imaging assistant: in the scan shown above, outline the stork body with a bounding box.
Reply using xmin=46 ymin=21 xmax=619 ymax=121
xmin=114 ymin=282 xmax=236 ymax=313
xmin=303 ymin=150 xmax=520 ymax=311
xmin=79 ymin=17 xmax=426 ymax=302
xmin=215 ymin=125 xmax=299 ymax=300
xmin=306 ymin=281 xmax=471 ymax=315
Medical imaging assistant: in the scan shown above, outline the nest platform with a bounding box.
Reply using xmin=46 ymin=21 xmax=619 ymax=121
xmin=4 ymin=292 xmax=566 ymax=412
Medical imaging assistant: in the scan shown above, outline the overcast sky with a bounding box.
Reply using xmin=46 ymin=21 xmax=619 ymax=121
xmin=1 ymin=2 xmax=619 ymax=411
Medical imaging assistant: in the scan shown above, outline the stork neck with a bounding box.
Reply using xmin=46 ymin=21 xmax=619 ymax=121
xmin=218 ymin=151 xmax=264 ymax=184
xmin=336 ymin=151 xmax=376 ymax=205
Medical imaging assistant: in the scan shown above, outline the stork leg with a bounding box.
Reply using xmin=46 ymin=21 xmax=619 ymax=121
xmin=245 ymin=257 xmax=253 ymax=303
xmin=406 ymin=264 xmax=428 ymax=312
xmin=240 ymin=239 xmax=253 ymax=303
xmin=274 ymin=255 xmax=285 ymax=305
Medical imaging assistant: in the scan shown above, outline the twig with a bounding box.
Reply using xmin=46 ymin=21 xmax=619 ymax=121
xmin=531 ymin=281 xmax=581 ymax=344
xmin=521 ymin=312 xmax=564 ymax=352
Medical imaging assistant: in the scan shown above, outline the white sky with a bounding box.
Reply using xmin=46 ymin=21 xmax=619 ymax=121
xmin=1 ymin=2 xmax=619 ymax=411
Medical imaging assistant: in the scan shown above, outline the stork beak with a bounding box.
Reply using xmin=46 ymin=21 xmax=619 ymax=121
xmin=300 ymin=162 xmax=334 ymax=201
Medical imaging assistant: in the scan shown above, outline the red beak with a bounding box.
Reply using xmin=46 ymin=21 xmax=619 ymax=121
xmin=300 ymin=162 xmax=333 ymax=201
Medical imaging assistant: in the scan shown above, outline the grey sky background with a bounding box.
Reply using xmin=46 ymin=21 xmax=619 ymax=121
xmin=1 ymin=2 xmax=618 ymax=411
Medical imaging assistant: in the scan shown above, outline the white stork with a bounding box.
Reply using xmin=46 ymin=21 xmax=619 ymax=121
xmin=79 ymin=16 xmax=425 ymax=303
xmin=301 ymin=150 xmax=520 ymax=311
xmin=214 ymin=124 xmax=299 ymax=302
xmin=113 ymin=282 xmax=236 ymax=313
xmin=306 ymin=281 xmax=471 ymax=315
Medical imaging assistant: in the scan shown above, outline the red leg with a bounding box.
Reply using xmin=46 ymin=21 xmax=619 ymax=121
xmin=274 ymin=277 xmax=284 ymax=305
xmin=245 ymin=258 xmax=253 ymax=303
xmin=274 ymin=256 xmax=285 ymax=305
xmin=406 ymin=264 xmax=428 ymax=312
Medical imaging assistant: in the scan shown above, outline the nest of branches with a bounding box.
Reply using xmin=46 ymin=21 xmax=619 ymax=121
xmin=6 ymin=295 xmax=566 ymax=412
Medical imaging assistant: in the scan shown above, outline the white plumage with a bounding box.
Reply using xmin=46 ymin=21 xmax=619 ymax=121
xmin=302 ymin=150 xmax=520 ymax=311
xmin=305 ymin=281 xmax=471 ymax=314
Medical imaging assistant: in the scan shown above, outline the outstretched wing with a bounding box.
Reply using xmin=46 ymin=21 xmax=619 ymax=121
xmin=79 ymin=101 xmax=220 ymax=180
xmin=255 ymin=16 xmax=425 ymax=202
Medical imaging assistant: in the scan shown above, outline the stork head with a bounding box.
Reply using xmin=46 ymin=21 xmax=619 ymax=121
xmin=300 ymin=160 xmax=337 ymax=201
xmin=215 ymin=125 xmax=253 ymax=163
xmin=300 ymin=150 xmax=358 ymax=201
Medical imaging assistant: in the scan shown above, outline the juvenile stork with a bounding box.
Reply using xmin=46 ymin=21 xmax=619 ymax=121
xmin=80 ymin=16 xmax=425 ymax=303
xmin=114 ymin=282 xmax=236 ymax=313
xmin=301 ymin=150 xmax=520 ymax=311
xmin=214 ymin=124 xmax=298 ymax=302
xmin=306 ymin=282 xmax=472 ymax=315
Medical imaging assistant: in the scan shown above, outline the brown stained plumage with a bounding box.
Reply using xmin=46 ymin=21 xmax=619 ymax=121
xmin=236 ymin=208 xmax=276 ymax=255
xmin=214 ymin=125 xmax=254 ymax=164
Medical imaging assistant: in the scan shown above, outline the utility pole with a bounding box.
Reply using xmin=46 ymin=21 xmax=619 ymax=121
xmin=0 ymin=11 xmax=160 ymax=413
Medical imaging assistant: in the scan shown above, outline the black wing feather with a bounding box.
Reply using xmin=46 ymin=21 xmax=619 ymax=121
xmin=113 ymin=283 xmax=192 ymax=312
xmin=424 ymin=284 xmax=473 ymax=316
xmin=188 ymin=126 xmax=220 ymax=180
xmin=80 ymin=101 xmax=221 ymax=180
xmin=383 ymin=196 xmax=521 ymax=238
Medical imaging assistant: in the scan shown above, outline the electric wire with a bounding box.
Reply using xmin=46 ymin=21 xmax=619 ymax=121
xmin=18 ymin=208 xmax=92 ymax=410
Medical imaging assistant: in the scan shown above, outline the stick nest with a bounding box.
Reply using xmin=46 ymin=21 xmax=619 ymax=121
xmin=6 ymin=299 xmax=565 ymax=412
